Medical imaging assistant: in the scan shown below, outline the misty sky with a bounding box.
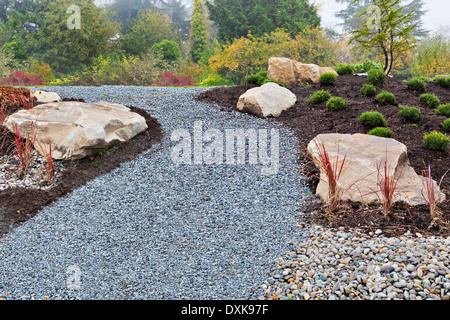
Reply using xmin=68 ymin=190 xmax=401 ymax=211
xmin=95 ymin=0 xmax=449 ymax=33
xmin=312 ymin=0 xmax=448 ymax=33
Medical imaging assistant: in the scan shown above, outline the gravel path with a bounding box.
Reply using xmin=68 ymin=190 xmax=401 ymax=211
xmin=0 ymin=86 xmax=308 ymax=299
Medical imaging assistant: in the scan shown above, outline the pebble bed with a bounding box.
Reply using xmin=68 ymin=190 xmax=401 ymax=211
xmin=258 ymin=226 xmax=450 ymax=300
xmin=0 ymin=150 xmax=64 ymax=191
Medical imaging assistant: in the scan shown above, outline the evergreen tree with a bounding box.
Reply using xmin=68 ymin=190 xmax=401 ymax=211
xmin=349 ymin=0 xmax=418 ymax=75
xmin=336 ymin=0 xmax=428 ymax=37
xmin=190 ymin=0 xmax=208 ymax=63
xmin=206 ymin=0 xmax=321 ymax=43
xmin=160 ymin=0 xmax=191 ymax=40
xmin=121 ymin=8 xmax=179 ymax=56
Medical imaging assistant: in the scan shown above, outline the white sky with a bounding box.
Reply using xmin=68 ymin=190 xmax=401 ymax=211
xmin=314 ymin=0 xmax=450 ymax=33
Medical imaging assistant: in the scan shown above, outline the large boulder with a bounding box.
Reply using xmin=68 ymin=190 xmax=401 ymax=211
xmin=267 ymin=57 xmax=297 ymax=86
xmin=267 ymin=57 xmax=336 ymax=85
xmin=5 ymin=101 xmax=148 ymax=160
xmin=307 ymin=133 xmax=445 ymax=206
xmin=237 ymin=82 xmax=297 ymax=118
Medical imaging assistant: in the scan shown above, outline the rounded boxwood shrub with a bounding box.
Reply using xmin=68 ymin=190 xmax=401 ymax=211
xmin=335 ymin=64 xmax=353 ymax=75
xmin=307 ymin=90 xmax=331 ymax=105
xmin=399 ymin=106 xmax=421 ymax=123
xmin=376 ymin=91 xmax=397 ymax=105
xmin=360 ymin=83 xmax=377 ymax=96
xmin=406 ymin=77 xmax=426 ymax=92
xmin=443 ymin=119 xmax=450 ymax=132
xmin=359 ymin=111 xmax=387 ymax=127
xmin=319 ymin=72 xmax=337 ymax=85
xmin=326 ymin=97 xmax=348 ymax=111
xmin=367 ymin=69 xmax=386 ymax=87
xmin=419 ymin=93 xmax=440 ymax=108
xmin=434 ymin=75 xmax=450 ymax=88
xmin=246 ymin=71 xmax=277 ymax=86
xmin=368 ymin=127 xmax=393 ymax=138
xmin=435 ymin=103 xmax=450 ymax=117
xmin=423 ymin=131 xmax=449 ymax=150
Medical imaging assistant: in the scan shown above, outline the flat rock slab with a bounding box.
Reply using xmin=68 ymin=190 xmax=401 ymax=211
xmin=307 ymin=133 xmax=445 ymax=206
xmin=5 ymin=101 xmax=148 ymax=160
xmin=237 ymin=82 xmax=297 ymax=118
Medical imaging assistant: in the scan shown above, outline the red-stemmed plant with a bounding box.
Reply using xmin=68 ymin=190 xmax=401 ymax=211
xmin=12 ymin=123 xmax=37 ymax=176
xmin=37 ymin=139 xmax=56 ymax=185
xmin=375 ymin=153 xmax=400 ymax=219
xmin=421 ymin=164 xmax=448 ymax=220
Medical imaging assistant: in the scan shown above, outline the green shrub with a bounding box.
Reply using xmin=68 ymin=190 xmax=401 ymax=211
xmin=359 ymin=111 xmax=387 ymax=127
xmin=435 ymin=104 xmax=450 ymax=117
xmin=376 ymin=91 xmax=397 ymax=105
xmin=406 ymin=77 xmax=426 ymax=92
xmin=307 ymin=90 xmax=331 ymax=105
xmin=367 ymin=69 xmax=386 ymax=87
xmin=335 ymin=63 xmax=353 ymax=75
xmin=200 ymin=73 xmax=235 ymax=87
xmin=319 ymin=72 xmax=337 ymax=85
xmin=442 ymin=119 xmax=450 ymax=132
xmin=151 ymin=40 xmax=181 ymax=62
xmin=357 ymin=60 xmax=383 ymax=73
xmin=368 ymin=127 xmax=393 ymax=138
xmin=360 ymin=83 xmax=377 ymax=96
xmin=423 ymin=131 xmax=449 ymax=150
xmin=246 ymin=71 xmax=277 ymax=86
xmin=434 ymin=75 xmax=450 ymax=88
xmin=419 ymin=93 xmax=441 ymax=108
xmin=399 ymin=106 xmax=421 ymax=123
xmin=326 ymin=97 xmax=348 ymax=111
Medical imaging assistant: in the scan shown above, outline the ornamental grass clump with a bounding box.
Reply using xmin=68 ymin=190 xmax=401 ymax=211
xmin=421 ymin=164 xmax=448 ymax=221
xmin=376 ymin=152 xmax=400 ymax=219
xmin=37 ymin=140 xmax=56 ymax=185
xmin=399 ymin=106 xmax=421 ymax=123
xmin=306 ymin=138 xmax=347 ymax=213
xmin=435 ymin=104 xmax=450 ymax=117
xmin=423 ymin=131 xmax=449 ymax=151
xmin=319 ymin=72 xmax=337 ymax=85
xmin=359 ymin=111 xmax=387 ymax=127
xmin=376 ymin=91 xmax=397 ymax=105
xmin=360 ymin=83 xmax=377 ymax=96
xmin=419 ymin=93 xmax=440 ymax=108
xmin=326 ymin=97 xmax=348 ymax=111
xmin=407 ymin=77 xmax=427 ymax=92
xmin=307 ymin=90 xmax=331 ymax=105
xmin=368 ymin=69 xmax=386 ymax=87
xmin=12 ymin=123 xmax=37 ymax=176
xmin=434 ymin=75 xmax=450 ymax=88
xmin=335 ymin=63 xmax=353 ymax=75
xmin=368 ymin=127 xmax=393 ymax=138
xmin=443 ymin=119 xmax=450 ymax=132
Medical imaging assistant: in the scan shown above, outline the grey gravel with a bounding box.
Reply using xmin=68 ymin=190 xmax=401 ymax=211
xmin=0 ymin=86 xmax=308 ymax=300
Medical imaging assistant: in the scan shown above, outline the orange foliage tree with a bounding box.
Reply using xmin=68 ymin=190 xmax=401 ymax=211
xmin=208 ymin=27 xmax=340 ymax=84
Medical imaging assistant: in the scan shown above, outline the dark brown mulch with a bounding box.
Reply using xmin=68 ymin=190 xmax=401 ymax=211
xmin=0 ymin=102 xmax=163 ymax=237
xmin=196 ymin=75 xmax=450 ymax=238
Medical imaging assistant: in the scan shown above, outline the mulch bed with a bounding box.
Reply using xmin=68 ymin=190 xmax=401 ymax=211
xmin=196 ymin=74 xmax=450 ymax=238
xmin=0 ymin=99 xmax=163 ymax=237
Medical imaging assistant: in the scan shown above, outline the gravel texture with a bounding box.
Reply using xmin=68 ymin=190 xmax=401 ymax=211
xmin=0 ymin=86 xmax=307 ymax=300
